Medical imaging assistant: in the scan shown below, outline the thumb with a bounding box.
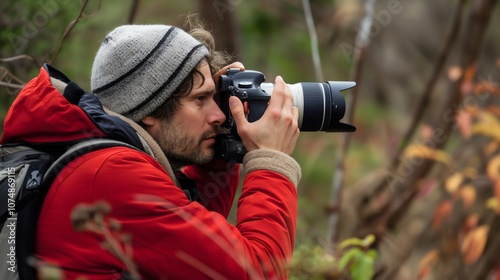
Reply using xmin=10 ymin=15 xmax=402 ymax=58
xmin=229 ymin=96 xmax=247 ymax=126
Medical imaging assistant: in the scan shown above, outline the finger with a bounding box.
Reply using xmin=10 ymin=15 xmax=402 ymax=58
xmin=214 ymin=62 xmax=245 ymax=78
xmin=228 ymin=96 xmax=248 ymax=127
xmin=292 ymin=106 xmax=299 ymax=124
xmin=282 ymin=80 xmax=293 ymax=113
xmin=266 ymin=76 xmax=286 ymax=114
xmin=225 ymin=61 xmax=245 ymax=71
xmin=213 ymin=62 xmax=245 ymax=88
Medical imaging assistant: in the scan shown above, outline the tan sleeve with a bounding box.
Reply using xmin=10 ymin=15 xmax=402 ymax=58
xmin=242 ymin=149 xmax=301 ymax=186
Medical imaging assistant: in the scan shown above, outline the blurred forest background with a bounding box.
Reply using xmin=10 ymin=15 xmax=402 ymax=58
xmin=1 ymin=0 xmax=500 ymax=279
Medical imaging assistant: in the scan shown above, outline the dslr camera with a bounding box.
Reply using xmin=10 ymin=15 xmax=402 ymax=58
xmin=215 ymin=69 xmax=356 ymax=162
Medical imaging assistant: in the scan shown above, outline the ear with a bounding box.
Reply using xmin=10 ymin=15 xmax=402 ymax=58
xmin=141 ymin=116 xmax=158 ymax=126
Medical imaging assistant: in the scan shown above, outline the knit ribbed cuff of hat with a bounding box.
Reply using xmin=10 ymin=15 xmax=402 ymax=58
xmin=243 ymin=149 xmax=301 ymax=187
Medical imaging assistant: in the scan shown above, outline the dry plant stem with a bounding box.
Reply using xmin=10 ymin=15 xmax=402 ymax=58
xmin=327 ymin=0 xmax=375 ymax=248
xmin=391 ymin=0 xmax=466 ymax=168
xmin=49 ymin=0 xmax=91 ymax=64
xmin=127 ymin=0 xmax=140 ymax=24
xmin=95 ymin=216 xmax=141 ymax=280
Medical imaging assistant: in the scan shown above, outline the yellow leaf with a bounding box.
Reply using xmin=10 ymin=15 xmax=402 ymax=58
xmin=460 ymin=185 xmax=476 ymax=209
xmin=445 ymin=173 xmax=463 ymax=194
xmin=471 ymin=124 xmax=500 ymax=142
xmin=403 ymin=145 xmax=452 ymax=166
xmin=461 ymin=225 xmax=489 ymax=264
xmin=486 ymin=197 xmax=498 ymax=212
xmin=487 ymin=155 xmax=500 ymax=180
xmin=361 ymin=234 xmax=376 ymax=248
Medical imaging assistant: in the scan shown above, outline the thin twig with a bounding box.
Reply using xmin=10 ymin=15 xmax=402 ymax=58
xmin=0 ymin=66 xmax=26 ymax=84
xmin=128 ymin=0 xmax=140 ymax=24
xmin=0 ymin=55 xmax=40 ymax=67
xmin=49 ymin=0 xmax=91 ymax=64
xmin=301 ymin=0 xmax=324 ymax=82
xmin=0 ymin=81 xmax=24 ymax=89
xmin=327 ymin=0 xmax=375 ymax=248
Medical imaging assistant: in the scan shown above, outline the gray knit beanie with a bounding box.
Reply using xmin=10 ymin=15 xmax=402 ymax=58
xmin=91 ymin=25 xmax=209 ymax=122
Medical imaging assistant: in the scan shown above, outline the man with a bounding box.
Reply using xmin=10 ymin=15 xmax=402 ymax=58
xmin=1 ymin=23 xmax=300 ymax=279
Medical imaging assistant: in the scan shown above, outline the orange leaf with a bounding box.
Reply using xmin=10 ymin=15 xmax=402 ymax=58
xmin=463 ymin=214 xmax=479 ymax=234
xmin=487 ymin=155 xmax=500 ymax=181
xmin=445 ymin=173 xmax=463 ymax=194
xmin=464 ymin=64 xmax=478 ymax=83
xmin=484 ymin=141 xmax=499 ymax=157
xmin=475 ymin=83 xmax=500 ymax=96
xmin=460 ymin=65 xmax=477 ymax=96
xmin=432 ymin=200 xmax=452 ymax=230
xmin=487 ymin=106 xmax=500 ymax=117
xmin=418 ymin=250 xmax=438 ymax=280
xmin=461 ymin=225 xmax=489 ymax=264
xmin=460 ymin=185 xmax=476 ymax=209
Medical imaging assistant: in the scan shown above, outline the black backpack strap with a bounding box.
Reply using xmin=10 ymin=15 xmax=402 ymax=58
xmin=17 ymin=139 xmax=139 ymax=280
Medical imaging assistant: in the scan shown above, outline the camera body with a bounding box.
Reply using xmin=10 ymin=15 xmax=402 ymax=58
xmin=215 ymin=69 xmax=356 ymax=162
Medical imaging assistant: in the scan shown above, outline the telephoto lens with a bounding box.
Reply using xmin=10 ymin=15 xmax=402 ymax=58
xmin=259 ymin=81 xmax=356 ymax=132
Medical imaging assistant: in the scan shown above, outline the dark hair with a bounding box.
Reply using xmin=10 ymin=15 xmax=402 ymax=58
xmin=147 ymin=16 xmax=230 ymax=122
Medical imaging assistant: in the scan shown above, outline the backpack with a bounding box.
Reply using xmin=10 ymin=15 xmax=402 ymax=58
xmin=0 ymin=138 xmax=139 ymax=280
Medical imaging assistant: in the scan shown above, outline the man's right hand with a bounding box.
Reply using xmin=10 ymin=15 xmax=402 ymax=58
xmin=229 ymin=76 xmax=300 ymax=156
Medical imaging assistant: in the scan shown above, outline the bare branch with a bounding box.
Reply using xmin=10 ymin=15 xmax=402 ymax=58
xmin=49 ymin=0 xmax=91 ymax=64
xmin=327 ymin=0 xmax=375 ymax=248
xmin=0 ymin=67 xmax=26 ymax=84
xmin=301 ymin=0 xmax=324 ymax=82
xmin=0 ymin=55 xmax=40 ymax=67
xmin=128 ymin=0 xmax=140 ymax=24
xmin=0 ymin=81 xmax=24 ymax=90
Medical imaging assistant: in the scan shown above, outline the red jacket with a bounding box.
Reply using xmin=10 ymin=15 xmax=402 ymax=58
xmin=1 ymin=65 xmax=299 ymax=279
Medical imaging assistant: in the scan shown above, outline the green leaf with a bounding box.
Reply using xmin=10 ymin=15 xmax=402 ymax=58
xmin=338 ymin=247 xmax=363 ymax=270
xmin=350 ymin=252 xmax=376 ymax=280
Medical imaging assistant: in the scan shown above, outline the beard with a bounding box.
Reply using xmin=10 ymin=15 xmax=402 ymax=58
xmin=153 ymin=120 xmax=216 ymax=168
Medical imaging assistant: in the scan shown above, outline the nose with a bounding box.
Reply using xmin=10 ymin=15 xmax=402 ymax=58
xmin=208 ymin=99 xmax=226 ymax=126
